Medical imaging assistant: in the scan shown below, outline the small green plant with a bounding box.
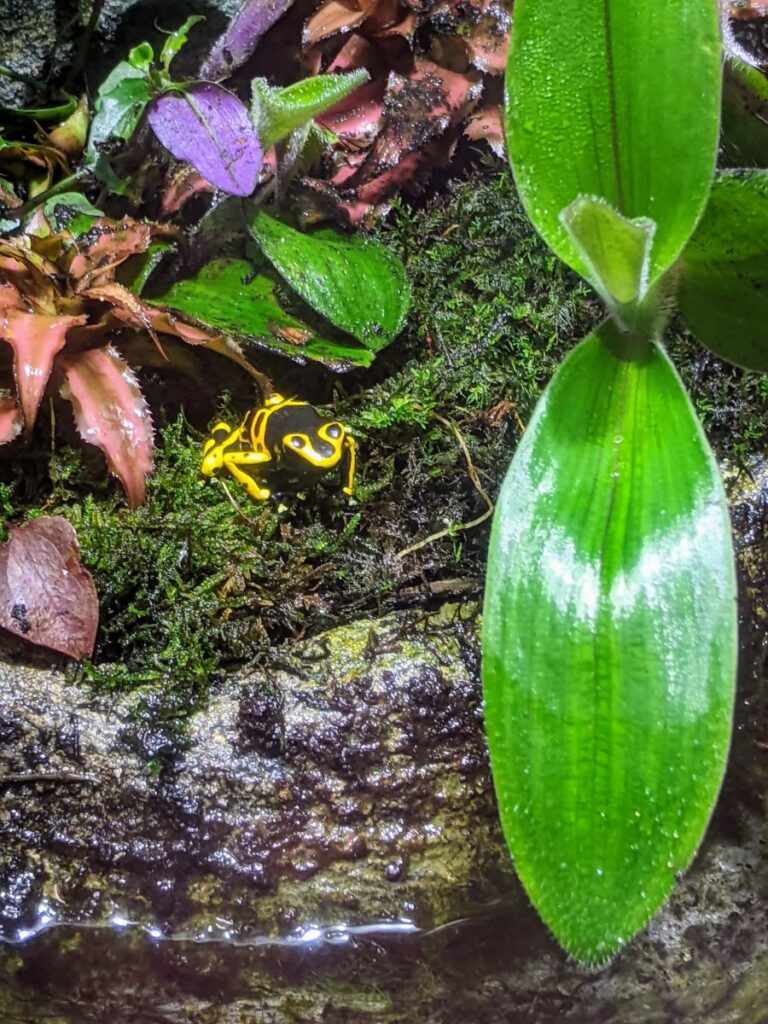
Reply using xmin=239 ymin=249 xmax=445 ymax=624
xmin=482 ymin=0 xmax=767 ymax=964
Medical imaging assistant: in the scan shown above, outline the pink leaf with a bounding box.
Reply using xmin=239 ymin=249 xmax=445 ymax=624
xmin=67 ymin=218 xmax=177 ymax=286
xmin=0 ymin=516 xmax=98 ymax=659
xmin=0 ymin=398 xmax=22 ymax=444
xmin=464 ymin=105 xmax=505 ymax=157
xmin=59 ymin=346 xmax=154 ymax=508
xmin=317 ymin=78 xmax=386 ymax=145
xmin=147 ymin=84 xmax=263 ymax=197
xmin=303 ymin=0 xmax=376 ymax=45
xmin=1 ymin=309 xmax=87 ymax=429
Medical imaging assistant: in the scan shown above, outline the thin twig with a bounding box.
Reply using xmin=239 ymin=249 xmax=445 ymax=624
xmin=0 ymin=772 xmax=96 ymax=785
xmin=220 ymin=479 xmax=263 ymax=529
xmin=63 ymin=0 xmax=106 ymax=93
xmin=395 ymin=412 xmax=497 ymax=560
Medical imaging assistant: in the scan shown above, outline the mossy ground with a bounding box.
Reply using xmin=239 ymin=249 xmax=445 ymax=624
xmin=1 ymin=167 xmax=767 ymax=729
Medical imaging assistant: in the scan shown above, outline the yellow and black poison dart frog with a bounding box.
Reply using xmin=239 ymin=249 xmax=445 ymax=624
xmin=201 ymin=393 xmax=356 ymax=501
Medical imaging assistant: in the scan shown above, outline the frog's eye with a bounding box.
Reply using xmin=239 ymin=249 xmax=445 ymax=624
xmin=325 ymin=422 xmax=342 ymax=440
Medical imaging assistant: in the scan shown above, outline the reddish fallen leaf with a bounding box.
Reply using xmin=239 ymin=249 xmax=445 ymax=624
xmin=303 ymin=57 xmax=479 ymax=223
xmin=2 ymin=309 xmax=87 ymax=428
xmin=317 ymin=78 xmax=386 ymax=146
xmin=0 ymin=516 xmax=98 ymax=659
xmin=60 ymin=346 xmax=154 ymax=508
xmin=465 ymin=13 xmax=510 ymax=74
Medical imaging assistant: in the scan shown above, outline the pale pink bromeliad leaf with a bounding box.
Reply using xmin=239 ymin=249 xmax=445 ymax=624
xmin=59 ymin=346 xmax=154 ymax=508
xmin=0 ymin=398 xmax=22 ymax=443
xmin=1 ymin=309 xmax=87 ymax=428
xmin=147 ymin=84 xmax=263 ymax=197
xmin=0 ymin=516 xmax=98 ymax=659
xmin=464 ymin=105 xmax=505 ymax=157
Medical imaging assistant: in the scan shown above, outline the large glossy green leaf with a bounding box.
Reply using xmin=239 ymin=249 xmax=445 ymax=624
xmin=149 ymin=258 xmax=373 ymax=370
xmin=505 ymin=0 xmax=721 ymax=287
xmin=482 ymin=325 xmax=736 ymax=964
xmin=249 ymin=211 xmax=410 ymax=351
xmin=679 ymin=170 xmax=768 ymax=371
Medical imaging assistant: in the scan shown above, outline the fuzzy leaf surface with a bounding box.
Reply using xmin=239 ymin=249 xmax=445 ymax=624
xmin=560 ymin=196 xmax=655 ymax=307
xmin=0 ymin=517 xmax=98 ymax=660
xmin=504 ymin=0 xmax=721 ymax=285
xmin=149 ymin=258 xmax=373 ymax=369
xmin=253 ymin=70 xmax=369 ymax=149
xmin=250 ymin=212 xmax=409 ymax=350
xmin=482 ymin=325 xmax=736 ymax=964
xmin=147 ymin=84 xmax=262 ymax=196
xmin=678 ymin=170 xmax=768 ymax=370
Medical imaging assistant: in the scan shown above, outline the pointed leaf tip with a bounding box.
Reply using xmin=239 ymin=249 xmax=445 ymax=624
xmin=60 ymin=346 xmax=154 ymax=507
xmin=2 ymin=310 xmax=86 ymax=429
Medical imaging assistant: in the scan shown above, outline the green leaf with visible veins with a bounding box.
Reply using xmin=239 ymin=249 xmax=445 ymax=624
xmin=250 ymin=211 xmax=410 ymax=351
xmin=504 ymin=0 xmax=721 ymax=287
xmin=148 ymin=258 xmax=374 ymax=370
xmin=251 ymin=70 xmax=369 ymax=149
xmin=678 ymin=170 xmax=768 ymax=371
xmin=560 ymin=195 xmax=655 ymax=307
xmin=482 ymin=324 xmax=736 ymax=965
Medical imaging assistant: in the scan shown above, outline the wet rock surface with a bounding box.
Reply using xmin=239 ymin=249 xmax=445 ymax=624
xmin=0 ymin=602 xmax=509 ymax=944
xmin=0 ymin=0 xmax=239 ymax=107
xmin=0 ymin=457 xmax=767 ymax=1023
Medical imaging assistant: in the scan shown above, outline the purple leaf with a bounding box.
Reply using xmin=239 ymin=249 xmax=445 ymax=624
xmin=148 ymin=84 xmax=262 ymax=196
xmin=0 ymin=516 xmax=98 ymax=660
xmin=201 ymin=0 xmax=295 ymax=79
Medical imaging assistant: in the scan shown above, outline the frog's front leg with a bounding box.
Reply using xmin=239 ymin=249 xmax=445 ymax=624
xmin=340 ymin=435 xmax=356 ymax=497
xmin=202 ymin=423 xmax=241 ymax=476
xmin=222 ymin=450 xmax=272 ymax=501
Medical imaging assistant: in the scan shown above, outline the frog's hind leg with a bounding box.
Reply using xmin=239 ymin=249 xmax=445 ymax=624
xmin=223 ymin=450 xmax=272 ymax=500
